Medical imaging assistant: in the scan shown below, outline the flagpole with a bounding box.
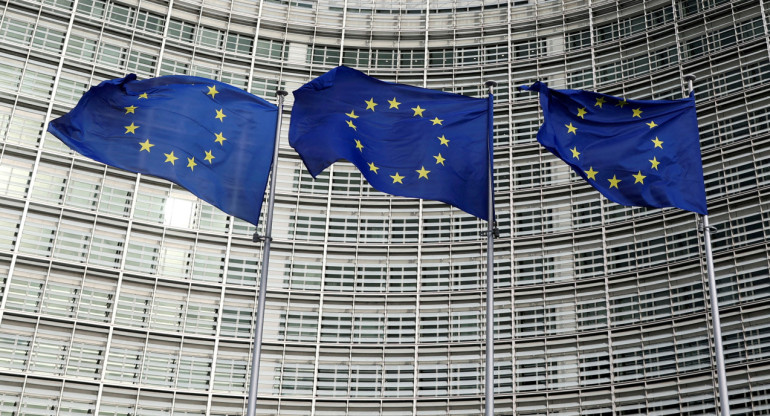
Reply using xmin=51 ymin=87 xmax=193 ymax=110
xmin=246 ymin=89 xmax=287 ymax=416
xmin=484 ymin=80 xmax=497 ymax=416
xmin=685 ymin=74 xmax=731 ymax=416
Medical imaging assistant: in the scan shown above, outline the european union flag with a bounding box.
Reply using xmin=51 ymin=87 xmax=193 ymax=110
xmin=48 ymin=74 xmax=278 ymax=226
xmin=289 ymin=66 xmax=492 ymax=220
xmin=521 ymin=82 xmax=707 ymax=215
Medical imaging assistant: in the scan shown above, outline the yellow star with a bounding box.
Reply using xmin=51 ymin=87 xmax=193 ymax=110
xmin=437 ymin=135 xmax=450 ymax=146
xmin=124 ymin=105 xmax=137 ymax=114
xmin=595 ymin=97 xmax=605 ymax=108
xmin=646 ymin=120 xmax=658 ymax=129
xmin=565 ymin=123 xmax=577 ymax=134
xmin=570 ymin=147 xmax=580 ymax=159
xmin=215 ymin=109 xmax=226 ymax=122
xmin=365 ymin=98 xmax=378 ymax=111
xmin=651 ymin=137 xmax=663 ymax=149
xmin=388 ymin=97 xmax=400 ymax=109
xmin=412 ymin=105 xmax=425 ymax=117
xmin=576 ymin=107 xmax=587 ymax=119
xmin=416 ymin=166 xmax=430 ymax=179
xmin=204 ymin=150 xmax=215 ymax=163
xmin=434 ymin=153 xmax=445 ymax=165
xmin=214 ymin=132 xmax=227 ymax=145
xmin=584 ymin=166 xmax=598 ymax=180
xmin=368 ymin=162 xmax=379 ymax=174
xmin=633 ymin=171 xmax=646 ymax=184
xmin=164 ymin=151 xmax=178 ymax=165
xmin=632 ymin=108 xmax=643 ymax=118
xmin=649 ymin=156 xmax=660 ymax=170
xmin=138 ymin=139 xmax=154 ymax=152
xmin=207 ymin=86 xmax=219 ymax=99
xmin=124 ymin=122 xmax=139 ymax=134
xmin=346 ymin=120 xmax=357 ymax=130
xmin=390 ymin=172 xmax=405 ymax=183
xmin=608 ymin=175 xmax=621 ymax=189
xmin=187 ymin=157 xmax=197 ymax=171
xmin=345 ymin=110 xmax=359 ymax=119
xmin=430 ymin=117 xmax=443 ymax=125
xmin=355 ymin=139 xmax=364 ymax=151
xmin=616 ymin=99 xmax=628 ymax=108
xmin=138 ymin=92 xmax=148 ymax=99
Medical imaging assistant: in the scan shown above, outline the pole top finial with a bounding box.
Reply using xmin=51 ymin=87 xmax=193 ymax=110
xmin=485 ymin=81 xmax=498 ymax=87
xmin=684 ymin=74 xmax=696 ymax=82
xmin=276 ymin=90 xmax=288 ymax=97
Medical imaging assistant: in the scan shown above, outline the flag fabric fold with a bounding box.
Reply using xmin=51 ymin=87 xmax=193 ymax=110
xmin=48 ymin=74 xmax=278 ymax=226
xmin=288 ymin=66 xmax=492 ymax=220
xmin=521 ymin=81 xmax=708 ymax=215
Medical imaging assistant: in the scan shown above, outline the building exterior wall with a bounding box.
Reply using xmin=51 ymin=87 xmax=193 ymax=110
xmin=0 ymin=0 xmax=769 ymax=414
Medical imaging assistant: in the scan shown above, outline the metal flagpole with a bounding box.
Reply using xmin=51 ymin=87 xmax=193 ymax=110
xmin=685 ymin=74 xmax=731 ymax=416
xmin=484 ymin=80 xmax=497 ymax=416
xmin=246 ymin=89 xmax=287 ymax=416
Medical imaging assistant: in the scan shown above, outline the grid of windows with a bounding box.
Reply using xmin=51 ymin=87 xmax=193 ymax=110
xmin=0 ymin=0 xmax=769 ymax=414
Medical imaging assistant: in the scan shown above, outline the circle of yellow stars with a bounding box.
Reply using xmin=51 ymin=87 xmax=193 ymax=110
xmin=344 ymin=96 xmax=449 ymax=185
xmin=124 ymin=84 xmax=226 ymax=172
xmin=565 ymin=95 xmax=663 ymax=192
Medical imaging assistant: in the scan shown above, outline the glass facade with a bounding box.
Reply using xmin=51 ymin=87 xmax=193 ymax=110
xmin=0 ymin=0 xmax=769 ymax=414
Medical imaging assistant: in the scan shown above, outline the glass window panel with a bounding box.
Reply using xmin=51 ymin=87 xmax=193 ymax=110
xmin=351 ymin=350 xmax=383 ymax=397
xmin=114 ymin=278 xmax=153 ymax=329
xmin=98 ymin=386 xmax=137 ymax=416
xmin=184 ymin=288 xmax=219 ymax=336
xmin=54 ymin=216 xmax=93 ymax=263
xmin=0 ymin=16 xmax=33 ymax=46
xmin=612 ymin=329 xmax=644 ymax=383
xmin=6 ymin=262 xmax=47 ymax=312
xmin=0 ymin=375 xmax=22 ymax=414
xmin=29 ymin=322 xmax=72 ymax=376
xmin=141 ymin=337 xmax=180 ymax=388
xmin=66 ymin=327 xmax=107 ymax=380
xmin=214 ymin=343 xmax=249 ymax=393
xmin=418 ymin=347 xmax=449 ymax=396
xmin=321 ymin=299 xmax=353 ymax=343
xmin=40 ymin=266 xmax=82 ymax=318
xmin=134 ymin=180 xmax=169 ymax=223
xmin=0 ymin=202 xmax=23 ymax=251
xmin=135 ymin=390 xmax=173 ymax=415
xmin=136 ymin=10 xmax=165 ymax=35
xmin=32 ymin=20 xmax=66 ymax=53
xmin=77 ymin=270 xmax=117 ymax=322
xmin=157 ymin=235 xmax=194 ymax=279
xmin=0 ymin=151 xmax=34 ymax=198
xmin=220 ymin=291 xmax=255 ymax=338
xmin=31 ymin=158 xmax=68 ymax=205
xmin=420 ymin=296 xmax=449 ymax=343
xmin=149 ymin=283 xmax=186 ymax=333
xmin=281 ymin=347 xmax=316 ymax=395
xmin=19 ymin=380 xmax=62 ymax=415
xmin=282 ymin=296 xmax=319 ymax=342
xmin=124 ymin=229 xmax=160 ymax=274
xmin=177 ymin=341 xmax=213 ymax=390
xmin=0 ymin=317 xmax=35 ymax=371
xmin=105 ymin=333 xmax=143 ymax=384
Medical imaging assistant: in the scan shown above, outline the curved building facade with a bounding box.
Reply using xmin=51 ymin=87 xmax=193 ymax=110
xmin=1 ymin=0 xmax=770 ymax=414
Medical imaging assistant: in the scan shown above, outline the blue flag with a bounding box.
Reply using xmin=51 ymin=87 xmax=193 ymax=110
xmin=521 ymin=82 xmax=707 ymax=215
xmin=48 ymin=74 xmax=278 ymax=226
xmin=289 ymin=66 xmax=492 ymax=220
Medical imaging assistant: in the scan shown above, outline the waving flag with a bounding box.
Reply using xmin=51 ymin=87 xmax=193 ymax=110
xmin=521 ymin=82 xmax=707 ymax=215
xmin=48 ymin=74 xmax=278 ymax=225
xmin=289 ymin=66 xmax=492 ymax=220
